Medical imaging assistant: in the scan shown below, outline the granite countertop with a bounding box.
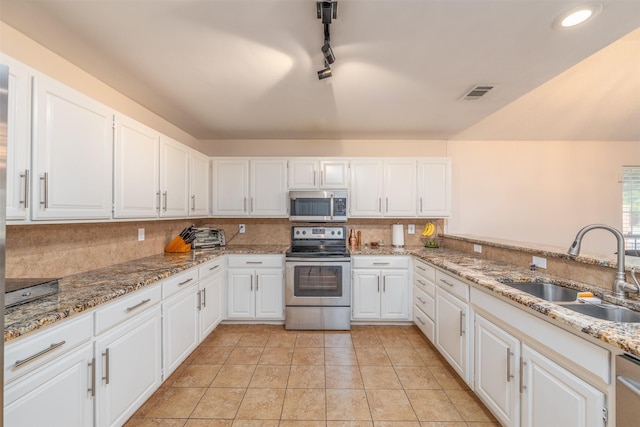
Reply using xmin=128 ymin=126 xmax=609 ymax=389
xmin=4 ymin=245 xmax=289 ymax=343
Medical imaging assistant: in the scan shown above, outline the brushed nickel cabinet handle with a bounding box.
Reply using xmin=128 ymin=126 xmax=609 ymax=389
xmin=416 ymin=265 xmax=426 ymax=271
xmin=126 ymin=298 xmax=151 ymax=312
xmin=40 ymin=172 xmax=49 ymax=208
xmin=243 ymin=197 xmax=247 ymax=212
xmin=459 ymin=312 xmax=465 ymax=336
xmin=162 ymin=191 xmax=168 ymax=211
xmin=416 ymin=316 xmax=426 ymax=325
xmin=156 ymin=191 xmax=161 ymax=212
xmin=20 ymin=169 xmax=29 ymax=208
xmin=256 ymin=275 xmax=259 ymax=292
xmin=519 ymin=358 xmax=527 ymax=393
xmin=383 ymin=276 xmax=386 ymax=292
xmin=202 ymin=288 xmax=206 ymax=308
xmin=506 ymin=348 xmax=513 ymax=382
xmin=179 ymin=278 xmax=193 ymax=286
xmin=191 ymin=194 xmax=196 ymax=211
xmin=440 ymin=279 xmax=455 ymax=287
xmin=373 ymin=262 xmax=390 ymax=266
xmin=102 ymin=348 xmax=110 ymax=385
xmin=197 ymin=290 xmax=202 ymax=310
xmin=88 ymin=357 xmax=96 ymax=397
xmin=209 ymin=265 xmax=220 ymax=271
xmin=246 ymin=261 xmax=263 ymax=265
xmin=15 ymin=340 xmax=66 ymax=367
xmin=386 ymin=197 xmax=389 ymax=213
xmin=420 ymin=197 xmax=423 ymax=213
xmin=417 ymin=296 xmax=426 ymax=304
xmin=377 ymin=276 xmax=380 ymax=293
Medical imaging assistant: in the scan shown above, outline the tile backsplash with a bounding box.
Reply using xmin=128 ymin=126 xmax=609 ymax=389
xmin=6 ymin=218 xmax=444 ymax=278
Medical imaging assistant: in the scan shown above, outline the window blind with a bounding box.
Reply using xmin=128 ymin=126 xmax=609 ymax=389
xmin=623 ymin=166 xmax=640 ymax=250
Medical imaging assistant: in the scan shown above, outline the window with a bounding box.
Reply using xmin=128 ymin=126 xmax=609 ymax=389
xmin=623 ymin=166 xmax=640 ymax=250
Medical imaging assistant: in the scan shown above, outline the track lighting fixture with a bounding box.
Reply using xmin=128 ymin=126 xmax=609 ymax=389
xmin=316 ymin=1 xmax=338 ymax=80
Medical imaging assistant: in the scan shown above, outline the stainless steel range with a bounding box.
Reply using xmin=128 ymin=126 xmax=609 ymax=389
xmin=285 ymin=226 xmax=351 ymax=330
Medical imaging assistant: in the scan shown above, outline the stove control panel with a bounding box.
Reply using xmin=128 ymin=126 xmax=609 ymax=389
xmin=292 ymin=226 xmax=345 ymax=240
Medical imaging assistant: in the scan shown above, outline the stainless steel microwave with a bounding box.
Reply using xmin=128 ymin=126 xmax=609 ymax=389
xmin=289 ymin=190 xmax=348 ymax=222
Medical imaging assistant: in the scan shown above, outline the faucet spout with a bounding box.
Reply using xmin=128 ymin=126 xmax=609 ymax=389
xmin=567 ymin=224 xmax=637 ymax=298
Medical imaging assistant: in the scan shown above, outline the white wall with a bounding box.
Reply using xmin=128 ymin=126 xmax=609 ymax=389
xmin=447 ymin=140 xmax=638 ymax=256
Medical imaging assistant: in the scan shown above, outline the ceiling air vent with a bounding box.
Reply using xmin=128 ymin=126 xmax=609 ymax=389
xmin=462 ymin=85 xmax=494 ymax=101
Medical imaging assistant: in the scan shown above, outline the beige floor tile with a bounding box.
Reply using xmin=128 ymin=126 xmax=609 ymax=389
xmin=292 ymin=347 xmax=325 ymax=365
xmin=325 ymin=347 xmax=358 ymax=366
xmin=326 ymin=365 xmax=364 ymax=389
xmin=124 ymin=419 xmax=187 ymax=427
xmin=327 ymin=422 xmax=374 ymax=427
xmin=231 ymin=420 xmax=279 ymax=427
xmin=185 ymin=421 xmax=233 ymax=427
xmin=325 ymin=333 xmax=354 ymax=348
xmin=352 ymin=335 xmax=384 ymax=348
xmin=385 ymin=348 xmax=425 ymax=366
xmin=365 ymin=390 xmax=417 ymax=421
xmin=418 ymin=423 xmax=467 ymax=427
xmin=295 ymin=333 xmax=326 ymax=347
xmin=427 ymin=367 xmax=467 ymax=390
xmin=413 ymin=346 xmax=446 ymax=367
xmin=445 ymin=390 xmax=496 ymax=422
xmin=237 ymin=333 xmax=270 ymax=347
xmin=266 ymin=333 xmax=297 ymax=348
xmin=378 ymin=335 xmax=412 ymax=348
xmin=190 ymin=345 xmax=233 ymax=365
xmin=259 ymin=346 xmax=294 ymax=365
xmin=360 ymin=366 xmax=402 ymax=389
xmin=373 ymin=422 xmax=421 ymax=427
xmin=161 ymin=364 xmax=188 ymax=388
xmin=281 ymin=388 xmax=326 ymax=420
xmin=191 ymin=388 xmax=246 ymax=419
xmin=249 ymin=365 xmax=291 ymax=388
xmin=226 ymin=347 xmax=264 ymax=364
xmin=394 ymin=367 xmax=441 ymax=390
xmin=288 ymin=365 xmax=326 ymax=388
xmin=145 ymin=387 xmax=207 ymax=418
xmin=211 ymin=365 xmax=257 ymax=388
xmin=280 ymin=421 xmax=326 ymax=427
xmin=405 ymin=390 xmax=463 ymax=422
xmin=350 ymin=326 xmax=378 ymax=337
xmin=235 ymin=388 xmax=286 ymax=420
xmin=173 ymin=364 xmax=222 ymax=387
xmin=203 ymin=332 xmax=243 ymax=347
xmin=326 ymin=389 xmax=372 ymax=421
xmin=355 ymin=347 xmax=392 ymax=365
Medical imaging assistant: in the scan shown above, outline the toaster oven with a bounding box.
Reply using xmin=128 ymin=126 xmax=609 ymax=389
xmin=192 ymin=227 xmax=226 ymax=249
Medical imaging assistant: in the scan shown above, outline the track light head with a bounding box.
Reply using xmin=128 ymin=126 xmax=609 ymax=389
xmin=317 ymin=66 xmax=332 ymax=80
xmin=322 ymin=42 xmax=335 ymax=64
xmin=317 ymin=1 xmax=338 ymax=24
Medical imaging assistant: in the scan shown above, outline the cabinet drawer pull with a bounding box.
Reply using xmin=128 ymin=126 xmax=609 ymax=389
xmin=373 ymin=262 xmax=390 ymax=266
xmin=40 ymin=172 xmax=49 ymax=208
xmin=417 ymin=279 xmax=427 ymax=287
xmin=416 ymin=316 xmax=426 ymax=325
xmin=506 ymin=348 xmax=513 ymax=382
xmin=209 ymin=265 xmax=220 ymax=271
xmin=440 ymin=279 xmax=455 ymax=287
xmin=519 ymin=358 xmax=527 ymax=393
xmin=88 ymin=357 xmax=96 ymax=397
xmin=20 ymin=169 xmax=30 ymax=208
xmin=126 ymin=298 xmax=151 ymax=312
xmin=417 ymin=296 xmax=426 ymax=304
xmin=246 ymin=261 xmax=263 ymax=264
xmin=202 ymin=288 xmax=206 ymax=307
xmin=15 ymin=340 xmax=66 ymax=367
xmin=102 ymin=348 xmax=110 ymax=385
xmin=416 ymin=265 xmax=426 ymax=271
xmin=179 ymin=278 xmax=193 ymax=286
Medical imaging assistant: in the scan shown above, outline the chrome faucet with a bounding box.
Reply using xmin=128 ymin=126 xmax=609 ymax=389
xmin=567 ymin=224 xmax=639 ymax=298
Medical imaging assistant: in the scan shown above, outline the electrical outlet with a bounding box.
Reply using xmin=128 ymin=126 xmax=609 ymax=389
xmin=239 ymin=224 xmax=246 ymax=234
xmin=474 ymin=244 xmax=482 ymax=253
xmin=408 ymin=224 xmax=415 ymax=234
xmin=138 ymin=228 xmax=145 ymax=241
xmin=532 ymin=256 xmax=547 ymax=269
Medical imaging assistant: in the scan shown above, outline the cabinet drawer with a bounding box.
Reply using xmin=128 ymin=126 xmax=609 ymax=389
xmin=228 ymin=255 xmax=283 ymax=268
xmin=198 ymin=258 xmax=224 ymax=279
xmin=414 ymin=287 xmax=435 ymax=319
xmin=414 ymin=274 xmax=435 ymax=297
xmin=352 ymin=256 xmax=410 ymax=269
xmin=435 ymin=270 xmax=469 ymax=301
xmin=162 ymin=268 xmax=199 ymax=299
xmin=414 ymin=305 xmax=434 ymax=343
xmin=413 ymin=259 xmax=435 ymax=281
xmin=5 ymin=313 xmax=93 ymax=383
xmin=95 ymin=285 xmax=161 ymax=335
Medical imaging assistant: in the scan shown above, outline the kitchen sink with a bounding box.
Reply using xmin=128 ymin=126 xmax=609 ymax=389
xmin=501 ymin=281 xmax=578 ymax=302
xmin=562 ymin=303 xmax=640 ymax=323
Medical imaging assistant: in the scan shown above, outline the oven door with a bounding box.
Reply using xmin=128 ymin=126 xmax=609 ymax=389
xmin=285 ymin=258 xmax=351 ymax=306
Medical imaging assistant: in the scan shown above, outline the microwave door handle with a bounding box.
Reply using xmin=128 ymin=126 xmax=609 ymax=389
xmin=330 ymin=194 xmax=334 ymax=219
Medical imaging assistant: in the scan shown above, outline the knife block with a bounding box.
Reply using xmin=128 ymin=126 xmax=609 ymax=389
xmin=164 ymin=235 xmax=192 ymax=253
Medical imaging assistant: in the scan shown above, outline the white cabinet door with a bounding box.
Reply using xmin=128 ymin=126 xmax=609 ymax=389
xmin=32 ymin=74 xmax=113 ymax=220
xmin=3 ymin=56 xmax=32 ymax=221
xmin=288 ymin=159 xmax=319 ymax=189
xmin=521 ymin=344 xmax=605 ymax=427
xmin=212 ymin=159 xmax=249 ymax=216
xmin=4 ymin=343 xmax=94 ymax=427
xmin=380 ymin=269 xmax=410 ymax=319
xmin=435 ymin=288 xmax=469 ymax=382
xmin=162 ymin=284 xmax=199 ymax=376
xmin=417 ymin=158 xmax=451 ymax=217
xmin=320 ymin=160 xmax=349 ymax=188
xmin=384 ymin=160 xmax=416 ymax=217
xmin=350 ymin=160 xmax=384 ymax=217
xmin=228 ymin=269 xmax=255 ymax=318
xmin=96 ymin=306 xmax=162 ymax=427
xmin=352 ymin=270 xmax=382 ymax=319
xmin=189 ymin=150 xmax=211 ymax=216
xmin=199 ymin=268 xmax=224 ymax=340
xmin=113 ymin=114 xmax=160 ymax=218
xmin=255 ymin=268 xmax=284 ymax=319
xmin=475 ymin=314 xmax=520 ymax=427
xmin=250 ymin=159 xmax=287 ymax=217
xmin=160 ymin=136 xmax=190 ymax=217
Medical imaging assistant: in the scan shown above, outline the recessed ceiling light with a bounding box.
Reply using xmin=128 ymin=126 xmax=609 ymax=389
xmin=553 ymin=4 xmax=602 ymax=29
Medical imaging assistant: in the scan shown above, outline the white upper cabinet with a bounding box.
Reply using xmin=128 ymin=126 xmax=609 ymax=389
xmin=288 ymin=159 xmax=349 ymax=189
xmin=159 ymin=136 xmax=190 ymax=217
xmin=417 ymin=158 xmax=451 ymax=217
xmin=31 ymin=74 xmax=113 ymax=220
xmin=2 ymin=55 xmax=32 ymax=221
xmin=113 ymin=114 xmax=161 ymax=218
xmin=212 ymin=158 xmax=287 ymax=217
xmin=350 ymin=159 xmax=416 ymax=217
xmin=189 ymin=150 xmax=211 ymax=216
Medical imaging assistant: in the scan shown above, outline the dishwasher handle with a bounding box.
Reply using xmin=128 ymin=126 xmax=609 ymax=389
xmin=618 ymin=375 xmax=640 ymax=398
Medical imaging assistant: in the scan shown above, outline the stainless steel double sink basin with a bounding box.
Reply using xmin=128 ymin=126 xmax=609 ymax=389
xmin=501 ymin=281 xmax=640 ymax=323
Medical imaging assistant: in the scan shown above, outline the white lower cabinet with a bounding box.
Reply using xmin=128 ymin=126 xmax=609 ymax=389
xmin=95 ymin=305 xmax=162 ymax=427
xmin=198 ymin=260 xmax=225 ymax=338
xmin=227 ymin=255 xmax=284 ymax=320
xmin=162 ymin=282 xmax=200 ymax=376
xmin=351 ymin=256 xmax=411 ymax=321
xmin=413 ymin=259 xmax=436 ymax=342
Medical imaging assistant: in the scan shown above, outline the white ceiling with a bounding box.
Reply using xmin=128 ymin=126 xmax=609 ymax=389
xmin=1 ymin=0 xmax=639 ymax=140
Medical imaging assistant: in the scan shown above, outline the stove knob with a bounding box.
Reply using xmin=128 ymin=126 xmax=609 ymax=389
xmin=331 ymin=231 xmax=335 ymax=235
xmin=302 ymin=230 xmax=307 ymax=235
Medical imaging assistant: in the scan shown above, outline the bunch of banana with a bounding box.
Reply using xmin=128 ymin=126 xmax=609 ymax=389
xmin=421 ymin=222 xmax=435 ymax=238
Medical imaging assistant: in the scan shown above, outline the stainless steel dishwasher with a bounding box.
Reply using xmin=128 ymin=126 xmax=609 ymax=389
xmin=616 ymin=354 xmax=640 ymax=426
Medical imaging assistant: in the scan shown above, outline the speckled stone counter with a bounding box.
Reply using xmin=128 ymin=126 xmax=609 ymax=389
xmin=351 ymin=245 xmax=640 ymax=357
xmin=4 ymin=245 xmax=288 ymax=342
